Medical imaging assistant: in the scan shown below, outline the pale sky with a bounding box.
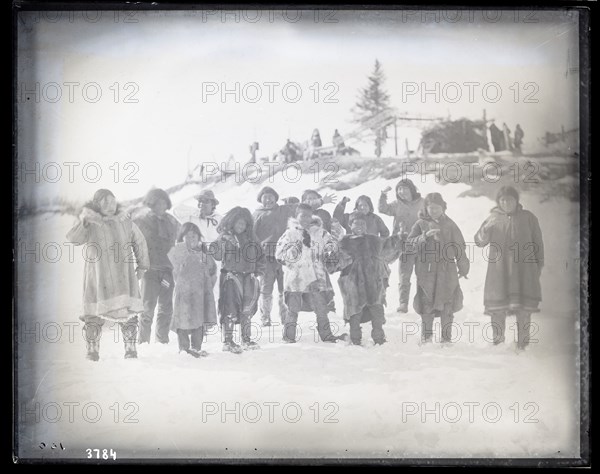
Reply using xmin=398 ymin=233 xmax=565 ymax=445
xmin=17 ymin=9 xmax=580 ymax=203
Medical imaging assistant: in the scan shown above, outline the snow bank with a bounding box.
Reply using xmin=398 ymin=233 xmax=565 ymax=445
xmin=16 ymin=168 xmax=580 ymax=460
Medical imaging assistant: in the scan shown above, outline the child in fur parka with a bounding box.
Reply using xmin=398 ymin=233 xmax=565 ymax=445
xmin=335 ymin=212 xmax=403 ymax=346
xmin=334 ymin=195 xmax=389 ymax=238
xmin=407 ymin=193 xmax=469 ymax=344
xmin=379 ymin=179 xmax=424 ymax=313
xmin=212 ymin=207 xmax=265 ymax=353
xmin=168 ymin=222 xmax=217 ymax=358
xmin=275 ymin=204 xmax=346 ymax=343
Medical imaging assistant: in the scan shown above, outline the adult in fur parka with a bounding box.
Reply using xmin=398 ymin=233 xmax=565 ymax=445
xmin=66 ymin=189 xmax=149 ymax=360
xmin=407 ymin=193 xmax=469 ymax=344
xmin=474 ymin=186 xmax=544 ymax=349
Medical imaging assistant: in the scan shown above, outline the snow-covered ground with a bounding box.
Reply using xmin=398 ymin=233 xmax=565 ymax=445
xmin=16 ymin=169 xmax=580 ymax=460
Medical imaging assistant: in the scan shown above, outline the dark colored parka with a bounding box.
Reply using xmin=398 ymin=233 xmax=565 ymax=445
xmin=336 ymin=233 xmax=402 ymax=321
xmin=133 ymin=208 xmax=180 ymax=271
xmin=313 ymin=208 xmax=333 ymax=233
xmin=474 ymin=204 xmax=544 ymax=315
xmin=378 ymin=182 xmax=424 ymax=235
xmin=407 ymin=211 xmax=470 ymax=315
xmin=333 ymin=197 xmax=389 ymax=237
xmin=211 ymin=231 xmax=265 ymax=276
xmin=253 ymin=203 xmax=298 ymax=259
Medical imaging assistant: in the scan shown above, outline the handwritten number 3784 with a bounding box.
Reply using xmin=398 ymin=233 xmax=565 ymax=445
xmin=86 ymin=448 xmax=117 ymax=460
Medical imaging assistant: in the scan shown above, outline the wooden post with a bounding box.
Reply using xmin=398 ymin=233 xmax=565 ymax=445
xmin=483 ymin=109 xmax=492 ymax=152
xmin=394 ymin=118 xmax=398 ymax=156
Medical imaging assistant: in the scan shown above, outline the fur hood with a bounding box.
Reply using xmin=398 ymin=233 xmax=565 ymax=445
xmin=395 ymin=179 xmax=421 ymax=202
xmin=286 ymin=215 xmax=324 ymax=232
xmin=417 ymin=208 xmax=448 ymax=222
xmin=354 ymin=195 xmax=375 ymax=213
xmin=80 ymin=206 xmax=129 ymax=225
xmin=489 ymin=203 xmax=524 ymax=216
xmin=128 ymin=206 xmax=180 ymax=225
xmin=276 ymin=213 xmax=333 ymax=293
xmin=254 ymin=203 xmax=281 ymax=213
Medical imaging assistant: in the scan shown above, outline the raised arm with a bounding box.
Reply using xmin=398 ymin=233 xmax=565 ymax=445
xmin=65 ymin=216 xmax=90 ymax=245
xmin=378 ymin=188 xmax=395 ymax=216
xmin=333 ymin=199 xmax=350 ymax=232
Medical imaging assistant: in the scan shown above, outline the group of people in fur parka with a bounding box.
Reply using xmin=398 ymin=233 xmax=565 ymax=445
xmin=66 ymin=176 xmax=543 ymax=360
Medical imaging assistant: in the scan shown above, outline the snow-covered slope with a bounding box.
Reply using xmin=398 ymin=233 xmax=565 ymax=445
xmin=15 ymin=167 xmax=581 ymax=460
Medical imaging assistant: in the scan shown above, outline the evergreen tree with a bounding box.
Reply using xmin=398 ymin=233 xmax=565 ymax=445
xmin=352 ymin=59 xmax=392 ymax=157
